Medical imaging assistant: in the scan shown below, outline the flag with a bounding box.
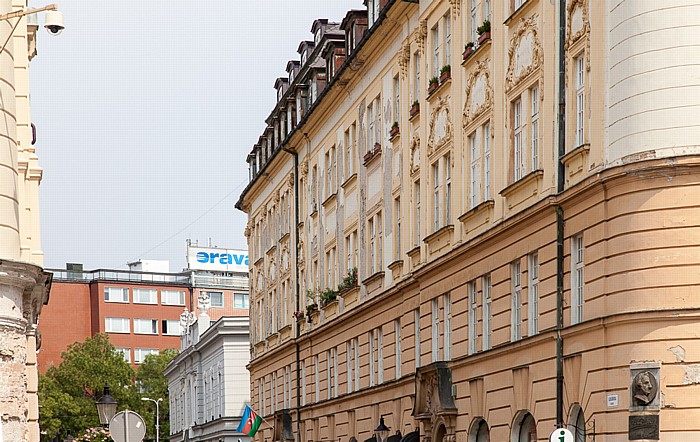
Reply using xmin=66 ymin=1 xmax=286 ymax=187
xmin=236 ymin=405 xmax=263 ymax=436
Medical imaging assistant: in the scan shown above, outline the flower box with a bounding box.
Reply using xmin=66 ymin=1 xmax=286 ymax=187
xmin=440 ymin=70 xmax=451 ymax=84
xmin=463 ymin=46 xmax=475 ymax=62
xmin=390 ymin=124 xmax=400 ymax=138
xmin=428 ymin=81 xmax=439 ymax=96
xmin=478 ymin=30 xmax=491 ymax=45
xmin=363 ymin=151 xmax=374 ymax=163
xmin=373 ymin=143 xmax=382 ymax=154
xmin=410 ymin=102 xmax=420 ymax=118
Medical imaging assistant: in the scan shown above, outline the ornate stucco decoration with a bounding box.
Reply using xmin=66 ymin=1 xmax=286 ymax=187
xmin=413 ymin=362 xmax=458 ymax=441
xmin=463 ymin=59 xmax=494 ymax=128
xmin=566 ymin=0 xmax=591 ymax=70
xmin=297 ymin=240 xmax=305 ymax=266
xmin=505 ymin=14 xmax=544 ymax=94
xmin=427 ymin=96 xmax=453 ymax=158
xmin=449 ymin=0 xmax=461 ymax=18
xmin=414 ymin=19 xmax=428 ymax=53
xmin=299 ymin=160 xmax=309 ymax=179
xmin=410 ymin=135 xmax=421 ymax=175
xmin=287 ymin=173 xmax=294 ymax=189
xmin=398 ymin=40 xmax=412 ymax=79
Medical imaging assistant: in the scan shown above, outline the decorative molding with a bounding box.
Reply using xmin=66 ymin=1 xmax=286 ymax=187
xmin=415 ymin=19 xmax=428 ymax=53
xmin=410 ymin=135 xmax=421 ymax=175
xmin=287 ymin=173 xmax=294 ymax=188
xmin=427 ymin=96 xmax=453 ymax=158
xmin=463 ymin=59 xmax=494 ymax=128
xmin=398 ymin=40 xmax=412 ymax=79
xmin=449 ymin=0 xmax=461 ymax=18
xmin=299 ymin=160 xmax=309 ymax=179
xmin=505 ymin=14 xmax=544 ymax=94
xmin=566 ymin=0 xmax=591 ymax=71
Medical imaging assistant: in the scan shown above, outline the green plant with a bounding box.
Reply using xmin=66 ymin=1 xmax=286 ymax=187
xmin=477 ymin=20 xmax=491 ymax=35
xmin=429 ymin=76 xmax=439 ymax=86
xmin=465 ymin=41 xmax=475 ymax=50
xmin=440 ymin=65 xmax=451 ymax=75
xmin=320 ymin=288 xmax=339 ymax=306
xmin=391 ymin=121 xmax=399 ymax=130
xmin=305 ymin=302 xmax=318 ymax=315
xmin=411 ymin=100 xmax=419 ymax=107
xmin=338 ymin=267 xmax=359 ymax=292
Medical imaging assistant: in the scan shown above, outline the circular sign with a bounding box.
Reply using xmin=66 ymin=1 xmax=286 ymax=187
xmin=109 ymin=410 xmax=147 ymax=442
xmin=549 ymin=428 xmax=574 ymax=442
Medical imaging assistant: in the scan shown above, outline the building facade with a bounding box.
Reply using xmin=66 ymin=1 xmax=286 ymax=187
xmin=165 ymin=315 xmax=251 ymax=442
xmin=38 ymin=256 xmax=249 ymax=370
xmin=0 ymin=1 xmax=53 ymax=441
xmin=237 ymin=1 xmax=700 ymax=441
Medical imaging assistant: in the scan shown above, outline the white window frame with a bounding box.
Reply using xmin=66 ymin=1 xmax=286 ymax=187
xmin=414 ymin=53 xmax=421 ymax=102
xmin=444 ymin=14 xmax=451 ymax=67
xmin=414 ymin=309 xmax=421 ymax=369
xmin=234 ymin=293 xmax=249 ymax=308
xmin=162 ymin=319 xmax=182 ymax=336
xmin=369 ymin=329 xmax=376 ymax=387
xmin=469 ymin=131 xmax=479 ymax=208
xmin=301 ymin=360 xmax=307 ymax=406
xmin=444 ymin=293 xmax=451 ymax=360
xmin=134 ymin=318 xmax=158 ymax=335
xmin=445 ymin=154 xmax=451 ymax=223
xmin=483 ymin=122 xmax=491 ymax=200
xmin=314 ymin=355 xmax=320 ymax=402
xmin=432 ymin=25 xmax=440 ymax=78
xmin=105 ymin=317 xmax=130 ymax=334
xmin=572 ymin=234 xmax=585 ymax=324
xmin=482 ymin=274 xmax=492 ymax=351
xmin=161 ymin=290 xmax=185 ymax=306
xmin=431 ymin=298 xmax=439 ymax=362
xmin=433 ymin=162 xmax=441 ymax=231
xmin=415 ymin=180 xmax=421 ymax=246
xmin=134 ymin=348 xmax=159 ymax=364
xmin=575 ymin=55 xmax=585 ymax=147
xmin=205 ymin=291 xmax=224 ymax=308
xmin=528 ymin=252 xmax=539 ymax=336
xmin=133 ymin=288 xmax=157 ymax=305
xmin=470 ymin=0 xmax=477 ymax=43
xmin=395 ymin=197 xmax=402 ymax=261
xmin=377 ymin=327 xmax=383 ymax=384
xmin=468 ymin=281 xmax=477 ymax=355
xmin=104 ymin=287 xmax=129 ymax=303
xmin=115 ymin=347 xmax=131 ymax=363
xmin=395 ymin=319 xmax=401 ymax=379
xmin=513 ymin=98 xmax=525 ymax=181
xmin=511 ymin=260 xmax=522 ymax=342
xmin=347 ymin=341 xmax=354 ymax=393
xmin=531 ymin=85 xmax=539 ymax=170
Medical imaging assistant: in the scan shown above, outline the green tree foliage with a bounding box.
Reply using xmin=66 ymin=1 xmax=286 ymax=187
xmin=136 ymin=349 xmax=178 ymax=440
xmin=38 ymin=334 xmax=178 ymax=441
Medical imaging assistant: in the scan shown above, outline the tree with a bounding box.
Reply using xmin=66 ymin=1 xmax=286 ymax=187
xmin=39 ymin=334 xmax=140 ymax=440
xmin=136 ymin=349 xmax=178 ymax=441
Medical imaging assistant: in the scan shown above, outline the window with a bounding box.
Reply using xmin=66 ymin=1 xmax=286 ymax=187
xmin=234 ymin=293 xmax=249 ymax=308
xmin=346 ymin=231 xmax=358 ymax=273
xmin=326 ymin=247 xmax=336 ymax=289
xmin=105 ymin=317 xmax=130 ymax=334
xmin=573 ymin=407 xmax=586 ymax=442
xmin=368 ymin=212 xmax=382 ymax=275
xmin=377 ymin=327 xmax=383 ymax=384
xmin=414 ymin=53 xmax=421 ymax=101
xmin=395 ymin=319 xmax=401 ymax=378
xmin=471 ymin=419 xmax=490 ymax=442
xmin=483 ymin=122 xmax=491 ymax=199
xmin=444 ymin=294 xmax=451 ymax=360
xmin=528 ymin=252 xmax=539 ymax=336
xmin=572 ymin=234 xmax=585 ymax=324
xmin=367 ymin=102 xmax=375 ymax=149
xmin=444 ymin=14 xmax=451 ymax=67
xmin=414 ymin=309 xmax=421 ymax=368
xmin=325 ymin=145 xmax=336 ymax=198
xmin=314 ymin=355 xmax=320 ymax=402
xmin=394 ymin=197 xmax=402 ymax=260
xmin=483 ymin=0 xmax=491 ymax=23
xmin=511 ymin=260 xmax=522 ymax=341
xmin=375 ymin=96 xmax=382 ymax=146
xmin=393 ymin=75 xmax=400 ymax=123
xmin=433 ymin=162 xmax=440 ymax=231
xmin=133 ymin=288 xmax=157 ymax=304
xmin=104 ymin=287 xmax=128 ymax=303
xmin=445 ymin=154 xmax=451 ymax=222
xmin=470 ymin=0 xmax=478 ymax=43
xmin=531 ymin=86 xmax=539 ymax=169
xmin=513 ymin=98 xmax=525 ymax=181
xmin=431 ymin=298 xmax=439 ymax=362
xmin=575 ymin=55 xmax=585 ymax=147
xmin=162 ymin=319 xmax=182 ymax=336
xmin=115 ymin=347 xmax=131 ymax=363
xmin=468 ymin=281 xmax=477 ymax=355
xmin=369 ymin=217 xmax=376 ymax=275
xmin=432 ymin=25 xmax=440 ymax=78
xmin=134 ymin=318 xmax=158 ymax=335
xmin=514 ymin=412 xmax=537 ymax=442
xmin=134 ymin=348 xmax=159 ymax=364
xmin=515 ymin=0 xmax=526 ymax=9
xmin=205 ymin=291 xmax=223 ymax=308
xmin=347 ymin=340 xmax=355 ymax=393
xmin=162 ymin=290 xmax=185 ymax=306
xmin=482 ymin=274 xmax=492 ymax=351
xmin=414 ymin=180 xmax=421 ymax=246
xmin=327 ymin=348 xmax=337 ymax=399
xmin=344 ymin=127 xmax=352 ymax=180
xmin=369 ymin=329 xmax=376 ymax=387
xmin=469 ymin=132 xmax=479 ymax=208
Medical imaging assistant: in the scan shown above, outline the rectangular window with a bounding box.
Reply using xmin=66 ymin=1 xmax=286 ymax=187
xmin=133 ymin=288 xmax=157 ymax=305
xmin=162 ymin=319 xmax=182 ymax=336
xmin=445 ymin=154 xmax=451 ymax=223
xmin=369 ymin=329 xmax=376 ymax=387
xmin=433 ymin=162 xmax=440 ymax=231
xmin=414 ymin=309 xmax=421 ymax=369
xmin=353 ymin=337 xmax=360 ymax=389
xmin=511 ymin=260 xmax=522 ymax=342
xmin=134 ymin=318 xmax=158 ymax=335
xmin=483 ymin=122 xmax=491 ymax=200
xmin=513 ymin=98 xmax=525 ymax=181
xmin=115 ymin=347 xmax=131 ymax=363
xmin=377 ymin=327 xmax=383 ymax=384
xmin=134 ymin=348 xmax=158 ymax=364
xmin=347 ymin=340 xmax=354 ymax=393
xmin=395 ymin=319 xmax=401 ymax=379
xmin=234 ymin=293 xmax=249 ymax=308
xmin=377 ymin=212 xmax=383 ymax=274
xmin=368 ymin=217 xmax=376 ymax=275
xmin=394 ymin=197 xmax=402 ymax=261
xmin=482 ymin=274 xmax=492 ymax=351
xmin=327 ymin=349 xmax=336 ymax=399
xmin=414 ymin=53 xmax=421 ymax=101
xmin=531 ymin=86 xmax=539 ymax=169
xmin=470 ymin=0 xmax=477 ymax=43
xmin=414 ymin=180 xmax=421 ymax=245
xmin=572 ymin=234 xmax=585 ymax=324
xmin=301 ymin=360 xmax=307 ymax=406
xmin=314 ymin=355 xmax=320 ymax=402
xmin=468 ymin=281 xmax=477 ymax=355
xmin=432 ymin=25 xmax=440 ymax=78
xmin=469 ymin=132 xmax=479 ymax=208
xmin=104 ymin=287 xmax=128 ymax=303
xmin=484 ymin=0 xmax=491 ymax=22
xmin=515 ymin=0 xmax=525 ymax=9
xmin=204 ymin=291 xmax=223 ymax=308
xmin=393 ymin=75 xmax=400 ymax=124
xmin=431 ymin=298 xmax=439 ymax=362
xmin=367 ymin=102 xmax=374 ymax=150
xmin=161 ymin=290 xmax=185 ymax=306
xmin=575 ymin=56 xmax=585 ymax=147
xmin=444 ymin=14 xmax=451 ymax=67
xmin=528 ymin=252 xmax=539 ymax=336
xmin=444 ymin=293 xmax=451 ymax=360
xmin=344 ymin=128 xmax=351 ymax=181
xmin=375 ymin=96 xmax=382 ymax=146
xmin=105 ymin=317 xmax=130 ymax=334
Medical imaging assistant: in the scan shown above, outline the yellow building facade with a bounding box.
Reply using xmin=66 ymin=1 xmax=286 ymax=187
xmin=237 ymin=1 xmax=700 ymax=441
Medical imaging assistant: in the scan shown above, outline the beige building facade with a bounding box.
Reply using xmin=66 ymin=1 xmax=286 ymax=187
xmin=237 ymin=0 xmax=700 ymax=441
xmin=0 ymin=1 xmax=52 ymax=441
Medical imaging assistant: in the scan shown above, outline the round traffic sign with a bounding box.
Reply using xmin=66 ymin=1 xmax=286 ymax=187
xmin=109 ymin=410 xmax=147 ymax=442
xmin=549 ymin=428 xmax=574 ymax=442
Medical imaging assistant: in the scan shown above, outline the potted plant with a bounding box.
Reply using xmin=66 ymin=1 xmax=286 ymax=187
xmin=320 ymin=288 xmax=338 ymax=307
xmin=373 ymin=142 xmax=382 ymax=154
xmin=293 ymin=311 xmax=305 ymax=321
xmin=463 ymin=42 xmax=475 ymax=61
xmin=363 ymin=150 xmax=374 ymax=163
xmin=305 ymin=302 xmax=318 ymax=322
xmin=428 ymin=76 xmax=440 ymax=95
xmin=410 ymin=100 xmax=420 ymax=118
xmin=477 ymin=20 xmax=491 ymax=45
xmin=390 ymin=121 xmax=400 ymax=138
xmin=439 ymin=65 xmax=451 ymax=83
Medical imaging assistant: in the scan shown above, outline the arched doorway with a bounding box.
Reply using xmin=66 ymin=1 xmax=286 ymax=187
xmin=468 ymin=418 xmax=490 ymax=442
xmin=568 ymin=405 xmax=586 ymax=442
xmin=511 ymin=411 xmax=537 ymax=442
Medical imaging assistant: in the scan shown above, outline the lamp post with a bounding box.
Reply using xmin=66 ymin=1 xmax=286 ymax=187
xmin=141 ymin=397 xmax=163 ymax=442
xmin=375 ymin=416 xmax=390 ymax=442
xmin=95 ymin=385 xmax=118 ymax=427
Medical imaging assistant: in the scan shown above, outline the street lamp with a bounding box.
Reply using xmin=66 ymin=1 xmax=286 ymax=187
xmin=141 ymin=397 xmax=163 ymax=442
xmin=95 ymin=385 xmax=118 ymax=427
xmin=375 ymin=416 xmax=390 ymax=442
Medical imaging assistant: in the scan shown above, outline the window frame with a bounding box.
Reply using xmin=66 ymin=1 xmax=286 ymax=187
xmin=104 ymin=287 xmax=129 ymax=303
xmin=482 ymin=274 xmax=492 ymax=351
xmin=511 ymin=260 xmax=522 ymax=342
xmin=528 ymin=252 xmax=539 ymax=336
xmin=134 ymin=318 xmax=158 ymax=335
xmin=133 ymin=288 xmax=157 ymax=305
xmin=572 ymin=233 xmax=585 ymax=324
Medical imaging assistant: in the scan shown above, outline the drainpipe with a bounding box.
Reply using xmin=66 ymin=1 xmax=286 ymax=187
xmin=556 ymin=0 xmax=567 ymax=429
xmin=282 ymin=145 xmax=301 ymax=441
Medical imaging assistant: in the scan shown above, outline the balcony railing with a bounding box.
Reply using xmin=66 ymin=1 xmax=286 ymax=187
xmin=48 ymin=268 xmax=191 ymax=285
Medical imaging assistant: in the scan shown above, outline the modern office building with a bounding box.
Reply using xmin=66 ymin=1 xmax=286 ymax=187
xmin=0 ymin=2 xmax=54 ymax=441
xmin=165 ymin=313 xmax=251 ymax=442
xmin=236 ymin=1 xmax=700 ymax=441
xmin=38 ymin=248 xmax=249 ymax=370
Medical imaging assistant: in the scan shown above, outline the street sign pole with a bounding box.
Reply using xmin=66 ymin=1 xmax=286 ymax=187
xmin=109 ymin=410 xmax=147 ymax=442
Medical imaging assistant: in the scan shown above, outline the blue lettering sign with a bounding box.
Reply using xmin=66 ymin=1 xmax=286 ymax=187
xmin=196 ymin=252 xmax=208 ymax=263
xmin=195 ymin=251 xmax=249 ymax=268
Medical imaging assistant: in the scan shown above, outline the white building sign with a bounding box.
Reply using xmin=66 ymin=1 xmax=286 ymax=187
xmin=187 ymin=246 xmax=249 ymax=273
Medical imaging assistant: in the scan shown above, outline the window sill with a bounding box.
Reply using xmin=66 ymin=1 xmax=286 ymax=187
xmin=106 ymin=331 xmax=130 ymax=334
xmin=459 ymin=200 xmax=495 ymax=235
xmin=409 ymin=105 xmax=420 ymax=121
xmin=423 ymin=224 xmax=454 ymax=247
xmin=462 ymin=38 xmax=490 ymax=67
xmin=427 ymin=77 xmax=450 ymax=101
xmin=322 ymin=192 xmax=337 ymax=208
xmin=500 ymin=169 xmax=544 ymax=211
xmin=362 ymin=271 xmax=385 ymax=287
xmin=134 ymin=332 xmax=158 ymax=336
xmin=133 ymin=301 xmax=157 ymax=305
xmin=504 ymin=0 xmax=533 ymax=26
xmin=363 ymin=146 xmax=383 ymax=167
xmin=561 ymin=143 xmax=590 ymax=163
xmin=162 ymin=303 xmax=186 ymax=307
xmin=105 ymin=300 xmax=129 ymax=304
xmin=341 ymin=172 xmax=358 ymax=189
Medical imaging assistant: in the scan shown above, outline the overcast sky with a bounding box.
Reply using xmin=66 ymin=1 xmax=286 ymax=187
xmin=30 ymin=0 xmax=361 ymax=272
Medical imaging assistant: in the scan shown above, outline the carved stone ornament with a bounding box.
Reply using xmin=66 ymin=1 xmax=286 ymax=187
xmin=410 ymin=135 xmax=421 ymax=175
xmin=398 ymin=40 xmax=412 ymax=78
xmin=287 ymin=173 xmax=294 ymax=188
xmin=449 ymin=0 xmax=461 ymax=17
xmin=414 ymin=19 xmax=428 ymax=53
xmin=463 ymin=59 xmax=494 ymax=128
xmin=297 ymin=241 xmax=305 ymax=265
xmin=413 ymin=362 xmax=458 ymax=440
xmin=299 ymin=160 xmax=309 ymax=179
xmin=632 ymin=370 xmax=659 ymax=407
xmin=505 ymin=14 xmax=544 ymax=94
xmin=257 ymin=272 xmax=264 ymax=292
xmin=427 ymin=96 xmax=453 ymax=158
xmin=197 ymin=292 xmax=211 ymax=314
xmin=281 ymin=244 xmax=290 ymax=273
xmin=566 ymin=0 xmax=591 ymax=71
xmin=244 ymin=226 xmax=251 ymax=238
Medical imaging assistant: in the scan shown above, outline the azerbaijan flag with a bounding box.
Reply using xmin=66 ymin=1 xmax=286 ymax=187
xmin=236 ymin=405 xmax=263 ymax=436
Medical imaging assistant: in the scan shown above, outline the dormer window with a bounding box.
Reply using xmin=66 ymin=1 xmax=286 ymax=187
xmin=301 ymin=51 xmax=307 ymax=65
xmin=368 ymin=0 xmax=380 ymax=27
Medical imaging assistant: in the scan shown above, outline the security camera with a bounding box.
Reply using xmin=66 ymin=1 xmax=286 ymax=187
xmin=44 ymin=10 xmax=64 ymax=35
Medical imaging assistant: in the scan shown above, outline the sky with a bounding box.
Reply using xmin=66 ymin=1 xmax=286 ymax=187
xmin=30 ymin=0 xmax=361 ymax=272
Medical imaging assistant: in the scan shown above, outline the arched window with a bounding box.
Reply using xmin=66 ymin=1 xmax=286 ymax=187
xmin=469 ymin=419 xmax=490 ymax=442
xmin=512 ymin=412 xmax=537 ymax=442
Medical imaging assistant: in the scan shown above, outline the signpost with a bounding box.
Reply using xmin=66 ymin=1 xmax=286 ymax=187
xmin=109 ymin=410 xmax=147 ymax=442
xmin=549 ymin=428 xmax=574 ymax=442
